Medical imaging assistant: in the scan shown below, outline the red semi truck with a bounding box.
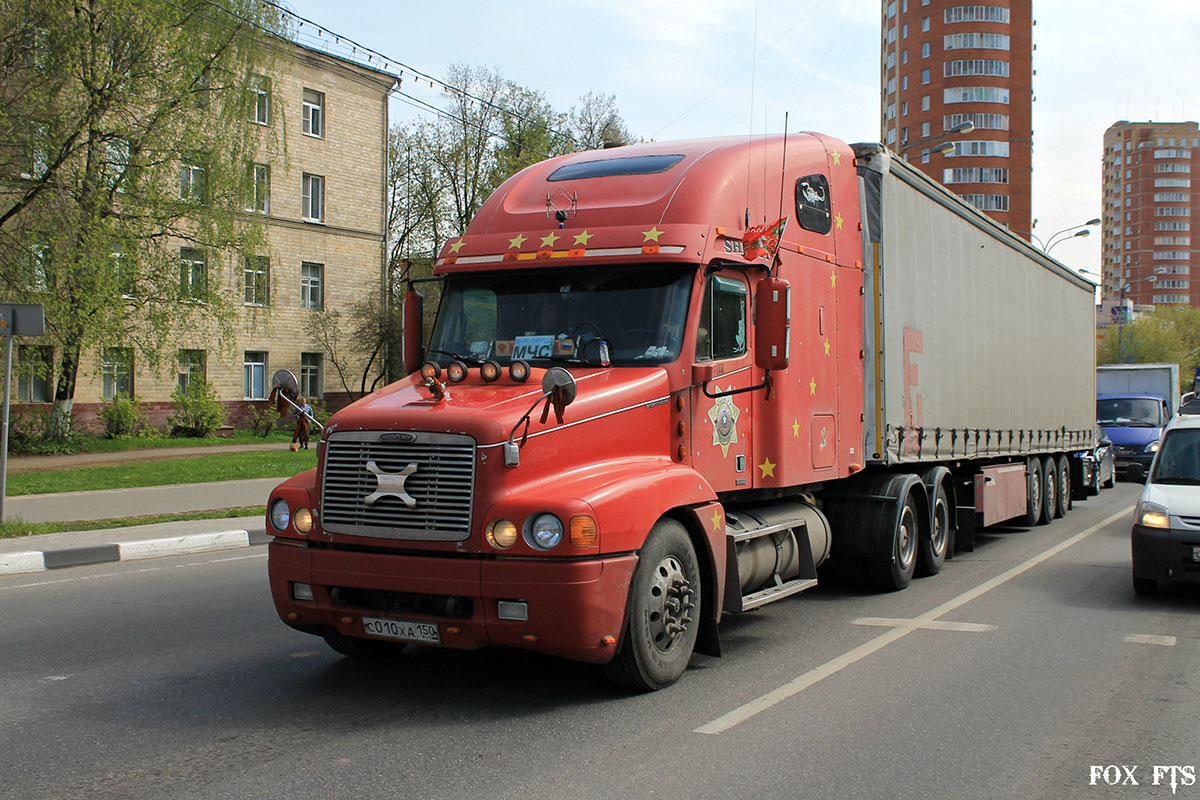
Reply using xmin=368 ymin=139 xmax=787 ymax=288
xmin=266 ymin=133 xmax=1097 ymax=690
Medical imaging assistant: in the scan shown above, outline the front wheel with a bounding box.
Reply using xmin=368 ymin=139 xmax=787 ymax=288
xmin=605 ymin=519 xmax=701 ymax=691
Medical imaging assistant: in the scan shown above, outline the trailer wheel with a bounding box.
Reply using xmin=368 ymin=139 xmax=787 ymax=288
xmin=605 ymin=519 xmax=701 ymax=691
xmin=1038 ymin=456 xmax=1056 ymax=525
xmin=868 ymin=492 xmax=920 ymax=591
xmin=917 ymin=482 xmax=950 ymax=577
xmin=1021 ymin=457 xmax=1042 ymax=527
xmin=1055 ymin=455 xmax=1071 ymax=517
xmin=322 ymin=632 xmax=408 ymax=659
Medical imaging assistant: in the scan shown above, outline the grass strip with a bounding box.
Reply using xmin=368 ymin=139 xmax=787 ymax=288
xmin=7 ymin=450 xmax=317 ymax=496
xmin=0 ymin=506 xmax=264 ymax=539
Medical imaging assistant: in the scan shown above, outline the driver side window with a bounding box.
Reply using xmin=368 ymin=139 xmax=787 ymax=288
xmin=695 ymin=275 xmax=747 ymax=361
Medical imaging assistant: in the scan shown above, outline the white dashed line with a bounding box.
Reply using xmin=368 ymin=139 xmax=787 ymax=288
xmin=1123 ymin=633 xmax=1176 ymax=646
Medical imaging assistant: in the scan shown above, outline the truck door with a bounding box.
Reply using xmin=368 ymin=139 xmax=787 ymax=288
xmin=691 ymin=269 xmax=754 ymax=493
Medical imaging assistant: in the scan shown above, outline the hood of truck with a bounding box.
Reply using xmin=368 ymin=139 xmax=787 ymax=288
xmin=1100 ymin=424 xmax=1161 ymax=447
xmin=326 ymin=367 xmax=670 ymax=446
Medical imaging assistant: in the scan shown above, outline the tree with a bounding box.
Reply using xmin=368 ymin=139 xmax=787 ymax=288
xmin=0 ymin=0 xmax=281 ymax=436
xmin=567 ymin=91 xmax=633 ymax=150
xmin=1099 ymin=306 xmax=1200 ymax=381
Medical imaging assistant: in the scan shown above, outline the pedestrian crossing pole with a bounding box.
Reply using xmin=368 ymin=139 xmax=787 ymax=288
xmin=0 ymin=304 xmax=45 ymax=523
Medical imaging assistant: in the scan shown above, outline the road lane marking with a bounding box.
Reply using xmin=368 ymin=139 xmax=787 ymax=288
xmin=694 ymin=505 xmax=1134 ymax=736
xmin=852 ymin=617 xmax=997 ymax=633
xmin=1124 ymin=633 xmax=1176 ymax=646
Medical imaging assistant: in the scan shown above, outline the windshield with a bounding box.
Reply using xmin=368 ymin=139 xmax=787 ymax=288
xmin=1151 ymin=428 xmax=1200 ymax=484
xmin=1097 ymin=397 xmax=1162 ymax=427
xmin=427 ymin=265 xmax=693 ymax=367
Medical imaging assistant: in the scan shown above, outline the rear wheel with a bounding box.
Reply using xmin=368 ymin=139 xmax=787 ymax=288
xmin=605 ymin=519 xmax=701 ymax=691
xmin=868 ymin=492 xmax=920 ymax=591
xmin=1039 ymin=456 xmax=1056 ymax=525
xmin=1055 ymin=455 xmax=1071 ymax=517
xmin=917 ymin=483 xmax=950 ymax=577
xmin=323 ymin=632 xmax=409 ymax=659
xmin=1022 ymin=457 xmax=1042 ymax=527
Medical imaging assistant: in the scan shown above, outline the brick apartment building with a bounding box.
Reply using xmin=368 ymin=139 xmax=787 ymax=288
xmin=879 ymin=0 xmax=1033 ymax=234
xmin=1100 ymin=121 xmax=1200 ymax=316
xmin=14 ymin=42 xmax=396 ymax=430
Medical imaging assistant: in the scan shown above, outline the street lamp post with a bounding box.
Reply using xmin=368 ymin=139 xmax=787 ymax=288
xmin=1022 ymin=218 xmax=1102 ymax=251
xmin=898 ymin=121 xmax=975 ymax=161
xmin=1045 ymin=229 xmax=1090 ymax=254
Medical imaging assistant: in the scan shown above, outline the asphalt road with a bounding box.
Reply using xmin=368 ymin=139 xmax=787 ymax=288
xmin=2 ymin=482 xmax=1197 ymax=800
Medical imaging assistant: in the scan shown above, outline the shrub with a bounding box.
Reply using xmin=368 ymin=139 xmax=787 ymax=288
xmin=246 ymin=402 xmax=281 ymax=437
xmin=167 ymin=380 xmax=227 ymax=438
xmin=97 ymin=395 xmax=148 ymax=438
xmin=6 ymin=407 xmax=80 ymax=454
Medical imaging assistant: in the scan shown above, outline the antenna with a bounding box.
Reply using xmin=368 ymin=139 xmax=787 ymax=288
xmin=778 ymin=111 xmax=789 ymax=222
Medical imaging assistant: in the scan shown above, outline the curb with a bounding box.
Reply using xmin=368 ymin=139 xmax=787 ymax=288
xmin=0 ymin=529 xmax=272 ymax=576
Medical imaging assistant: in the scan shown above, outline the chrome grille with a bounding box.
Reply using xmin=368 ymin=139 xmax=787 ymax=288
xmin=321 ymin=431 xmax=476 ymax=541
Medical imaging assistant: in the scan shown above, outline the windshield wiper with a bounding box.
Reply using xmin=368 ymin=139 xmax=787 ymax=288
xmin=427 ymin=348 xmax=486 ymax=365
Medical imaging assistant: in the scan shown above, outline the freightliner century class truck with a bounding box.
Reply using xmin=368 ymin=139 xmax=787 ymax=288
xmin=266 ymin=134 xmax=1098 ymax=690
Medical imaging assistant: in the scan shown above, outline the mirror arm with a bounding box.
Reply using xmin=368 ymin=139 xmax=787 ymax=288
xmin=700 ymin=372 xmax=771 ymax=399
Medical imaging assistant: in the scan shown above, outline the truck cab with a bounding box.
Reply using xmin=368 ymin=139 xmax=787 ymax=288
xmin=1097 ymin=393 xmax=1172 ymax=480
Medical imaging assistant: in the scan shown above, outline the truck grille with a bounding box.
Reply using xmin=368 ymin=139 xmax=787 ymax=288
xmin=321 ymin=431 xmax=476 ymax=541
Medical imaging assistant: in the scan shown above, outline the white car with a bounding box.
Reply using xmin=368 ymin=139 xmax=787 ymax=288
xmin=1131 ymin=413 xmax=1200 ymax=595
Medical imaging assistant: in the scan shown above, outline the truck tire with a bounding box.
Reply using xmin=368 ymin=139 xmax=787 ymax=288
xmin=868 ymin=492 xmax=920 ymax=591
xmin=1039 ymin=455 xmax=1056 ymax=525
xmin=917 ymin=482 xmax=950 ymax=577
xmin=605 ymin=519 xmax=701 ymax=691
xmin=1021 ymin=457 xmax=1042 ymax=527
xmin=323 ymin=632 xmax=408 ymax=659
xmin=1055 ymin=455 xmax=1071 ymax=517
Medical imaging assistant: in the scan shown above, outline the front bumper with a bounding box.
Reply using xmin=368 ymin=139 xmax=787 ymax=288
xmin=268 ymin=541 xmax=638 ymax=664
xmin=1113 ymin=450 xmax=1153 ymax=474
xmin=1131 ymin=524 xmax=1200 ymax=584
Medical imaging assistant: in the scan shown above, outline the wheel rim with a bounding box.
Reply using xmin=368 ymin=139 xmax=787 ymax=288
xmin=897 ymin=504 xmax=917 ymax=568
xmin=1031 ymin=468 xmax=1040 ymax=509
xmin=1046 ymin=469 xmax=1056 ymax=510
xmin=646 ymin=555 xmax=695 ymax=655
xmin=1059 ymin=466 xmax=1069 ymax=502
xmin=931 ymin=497 xmax=949 ymax=556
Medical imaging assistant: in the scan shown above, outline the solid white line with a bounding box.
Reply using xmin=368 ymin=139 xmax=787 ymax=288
xmin=695 ymin=506 xmax=1133 ymax=736
xmin=1123 ymin=633 xmax=1176 ymax=646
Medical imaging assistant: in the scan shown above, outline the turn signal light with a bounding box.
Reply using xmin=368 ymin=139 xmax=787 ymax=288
xmin=600 ymin=635 xmax=616 ymax=645
xmin=340 ymin=616 xmax=354 ymax=624
xmin=569 ymin=515 xmax=597 ymax=548
xmin=521 ymin=634 xmax=539 ymax=643
xmin=446 ymin=626 xmax=463 ymax=635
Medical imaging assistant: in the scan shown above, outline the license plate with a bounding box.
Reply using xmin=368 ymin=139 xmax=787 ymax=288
xmin=361 ymin=616 xmax=441 ymax=644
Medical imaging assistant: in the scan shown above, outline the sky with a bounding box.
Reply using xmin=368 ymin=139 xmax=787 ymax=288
xmin=284 ymin=0 xmax=1200 ymax=280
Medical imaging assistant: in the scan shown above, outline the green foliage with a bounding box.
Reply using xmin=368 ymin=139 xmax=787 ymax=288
xmin=0 ymin=0 xmax=283 ymax=435
xmin=6 ymin=407 xmax=79 ymax=454
xmin=167 ymin=380 xmax=227 ymax=437
xmin=246 ymin=403 xmax=281 ymax=437
xmin=97 ymin=395 xmax=150 ymax=438
xmin=1099 ymin=306 xmax=1200 ymax=382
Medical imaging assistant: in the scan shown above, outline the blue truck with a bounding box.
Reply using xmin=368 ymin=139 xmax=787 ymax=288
xmin=1096 ymin=363 xmax=1180 ymax=481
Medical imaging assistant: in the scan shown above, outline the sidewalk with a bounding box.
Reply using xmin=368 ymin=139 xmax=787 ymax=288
xmin=6 ymin=441 xmax=289 ymax=473
xmin=5 ymin=477 xmax=282 ymax=523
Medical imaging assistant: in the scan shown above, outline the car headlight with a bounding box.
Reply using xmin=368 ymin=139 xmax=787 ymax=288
xmin=1136 ymin=500 xmax=1169 ymax=529
xmin=526 ymin=513 xmax=564 ymax=549
xmin=270 ymin=498 xmax=291 ymax=532
xmin=1145 ymin=440 xmax=1160 ymax=454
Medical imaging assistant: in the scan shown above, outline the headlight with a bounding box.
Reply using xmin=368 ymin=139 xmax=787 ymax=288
xmin=1145 ymin=440 xmax=1161 ymax=454
xmin=486 ymin=519 xmax=518 ymax=549
xmin=294 ymin=507 xmax=313 ymax=533
xmin=1136 ymin=500 xmax=1169 ymax=529
xmin=270 ymin=498 xmax=291 ymax=532
xmin=527 ymin=513 xmax=564 ymax=549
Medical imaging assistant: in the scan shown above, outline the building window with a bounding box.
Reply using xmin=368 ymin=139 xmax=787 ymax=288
xmin=921 ymin=16 xmax=930 ymax=31
xmin=112 ymin=245 xmax=136 ymax=298
xmin=921 ymin=42 xmax=930 ymax=58
xmin=17 ymin=344 xmax=53 ymax=403
xmin=944 ymin=32 xmax=1010 ymax=50
xmin=303 ymin=89 xmax=325 ymax=138
xmin=177 ymin=349 xmax=206 ymax=392
xmin=945 ymin=6 xmax=1011 ymax=23
xmin=300 ymin=352 xmax=323 ymax=398
xmin=101 ymin=347 xmax=133 ymax=401
xmin=921 ymin=68 xmax=930 ymax=85
xmin=944 ymin=86 xmax=1010 ymax=104
xmin=902 ymin=49 xmax=908 ymax=64
xmin=960 ymin=194 xmax=1010 ymax=212
xmin=179 ymin=155 xmax=205 ymax=202
xmin=180 ymin=247 xmax=206 ymax=301
xmin=248 ymin=163 xmax=269 ymax=214
xmin=944 ymin=59 xmax=1009 ymax=78
xmin=302 ymin=173 xmax=324 ymax=222
xmin=921 ymin=95 xmax=931 ymax=112
xmin=947 ymin=140 xmax=1011 ymax=157
xmin=943 ymin=167 xmax=1009 ymax=184
xmin=244 ymin=255 xmax=269 ymax=306
xmin=249 ymin=74 xmax=270 ymax=125
xmin=301 ymin=262 xmax=323 ymax=309
xmin=945 ymin=113 xmax=1009 ymax=131
xmin=921 ymin=122 xmax=931 ymax=137
xmin=244 ymin=351 xmax=267 ymax=400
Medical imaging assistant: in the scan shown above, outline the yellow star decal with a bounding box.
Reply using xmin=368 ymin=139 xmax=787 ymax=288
xmin=809 ymin=378 xmax=817 ymax=395
xmin=835 ymin=212 xmax=844 ymax=230
xmin=540 ymin=231 xmax=560 ymax=248
xmin=758 ymin=457 xmax=776 ymax=478
xmin=508 ymin=233 xmax=527 ymax=249
xmin=831 ymin=150 xmax=842 ymax=166
xmin=449 ymin=239 xmax=466 ymax=253
xmin=642 ymin=226 xmax=664 ymax=243
xmin=573 ymin=230 xmax=593 ymax=246
xmin=792 ymin=419 xmax=801 ymax=438
xmin=710 ymin=508 xmax=723 ymax=532
xmin=823 ymin=339 xmax=831 ymax=356
xmin=829 ymin=270 xmax=837 ymax=288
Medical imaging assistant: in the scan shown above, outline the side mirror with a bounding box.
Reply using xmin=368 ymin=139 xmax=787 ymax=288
xmin=541 ymin=366 xmax=577 ymax=407
xmin=754 ymin=276 xmax=790 ymax=371
xmin=403 ymin=288 xmax=424 ymax=375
